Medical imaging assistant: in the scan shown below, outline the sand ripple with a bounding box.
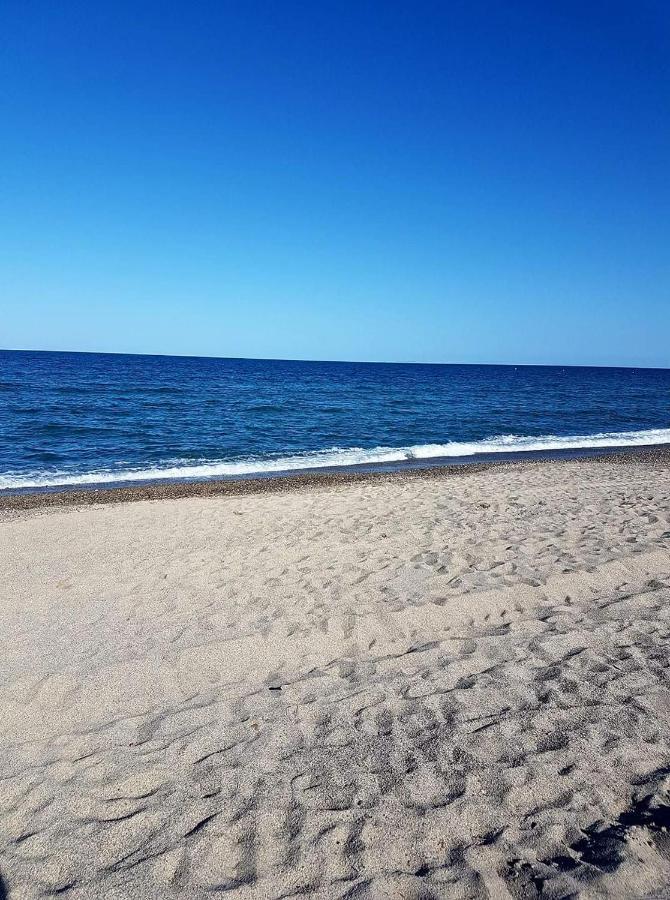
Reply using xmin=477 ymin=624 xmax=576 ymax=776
xmin=1 ymin=458 xmax=670 ymax=898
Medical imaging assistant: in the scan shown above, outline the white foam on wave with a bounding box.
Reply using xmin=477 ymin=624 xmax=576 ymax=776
xmin=2 ymin=428 xmax=670 ymax=491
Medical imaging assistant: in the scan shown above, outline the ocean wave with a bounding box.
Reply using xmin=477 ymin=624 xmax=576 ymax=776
xmin=2 ymin=428 xmax=669 ymax=490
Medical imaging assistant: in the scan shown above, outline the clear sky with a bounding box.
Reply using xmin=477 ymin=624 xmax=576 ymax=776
xmin=2 ymin=1 xmax=669 ymax=366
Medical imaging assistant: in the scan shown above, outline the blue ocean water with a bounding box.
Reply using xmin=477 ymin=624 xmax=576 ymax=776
xmin=1 ymin=350 xmax=669 ymax=490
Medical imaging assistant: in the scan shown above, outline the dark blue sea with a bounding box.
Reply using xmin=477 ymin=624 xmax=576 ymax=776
xmin=1 ymin=350 xmax=669 ymax=491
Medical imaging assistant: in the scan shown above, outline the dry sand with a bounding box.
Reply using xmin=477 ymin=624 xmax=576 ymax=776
xmin=2 ymin=453 xmax=670 ymax=899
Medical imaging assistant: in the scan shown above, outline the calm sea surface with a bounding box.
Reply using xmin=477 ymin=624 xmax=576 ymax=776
xmin=1 ymin=350 xmax=669 ymax=490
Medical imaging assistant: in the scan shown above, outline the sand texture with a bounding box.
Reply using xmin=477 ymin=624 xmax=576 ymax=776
xmin=2 ymin=456 xmax=670 ymax=898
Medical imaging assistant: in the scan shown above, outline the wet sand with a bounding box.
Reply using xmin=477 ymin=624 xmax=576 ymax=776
xmin=2 ymin=445 xmax=669 ymax=514
xmin=1 ymin=452 xmax=670 ymax=898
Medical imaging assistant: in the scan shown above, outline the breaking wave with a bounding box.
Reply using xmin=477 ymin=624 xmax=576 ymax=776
xmin=2 ymin=427 xmax=669 ymax=491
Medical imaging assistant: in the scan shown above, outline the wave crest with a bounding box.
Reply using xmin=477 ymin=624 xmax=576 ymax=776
xmin=2 ymin=428 xmax=669 ymax=490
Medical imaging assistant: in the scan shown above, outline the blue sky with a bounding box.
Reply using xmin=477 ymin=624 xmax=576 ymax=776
xmin=2 ymin=1 xmax=669 ymax=366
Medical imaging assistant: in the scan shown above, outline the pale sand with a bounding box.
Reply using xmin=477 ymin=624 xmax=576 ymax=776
xmin=1 ymin=455 xmax=670 ymax=899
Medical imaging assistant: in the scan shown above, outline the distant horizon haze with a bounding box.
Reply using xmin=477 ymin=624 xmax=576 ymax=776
xmin=2 ymin=346 xmax=669 ymax=372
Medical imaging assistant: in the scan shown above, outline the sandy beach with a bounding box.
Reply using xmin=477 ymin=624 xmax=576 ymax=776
xmin=2 ymin=451 xmax=670 ymax=899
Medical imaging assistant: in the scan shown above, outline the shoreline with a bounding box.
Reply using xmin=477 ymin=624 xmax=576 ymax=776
xmin=2 ymin=444 xmax=670 ymax=513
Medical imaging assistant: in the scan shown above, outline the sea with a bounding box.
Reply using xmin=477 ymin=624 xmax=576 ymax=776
xmin=1 ymin=350 xmax=669 ymax=492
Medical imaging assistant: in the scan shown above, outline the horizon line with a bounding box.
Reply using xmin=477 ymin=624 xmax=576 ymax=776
xmin=1 ymin=346 xmax=668 ymax=372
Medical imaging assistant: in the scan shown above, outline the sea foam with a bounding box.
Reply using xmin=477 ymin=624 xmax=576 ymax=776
xmin=2 ymin=427 xmax=669 ymax=491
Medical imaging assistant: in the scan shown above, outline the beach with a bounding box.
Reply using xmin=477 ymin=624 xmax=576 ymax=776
xmin=2 ymin=451 xmax=670 ymax=899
